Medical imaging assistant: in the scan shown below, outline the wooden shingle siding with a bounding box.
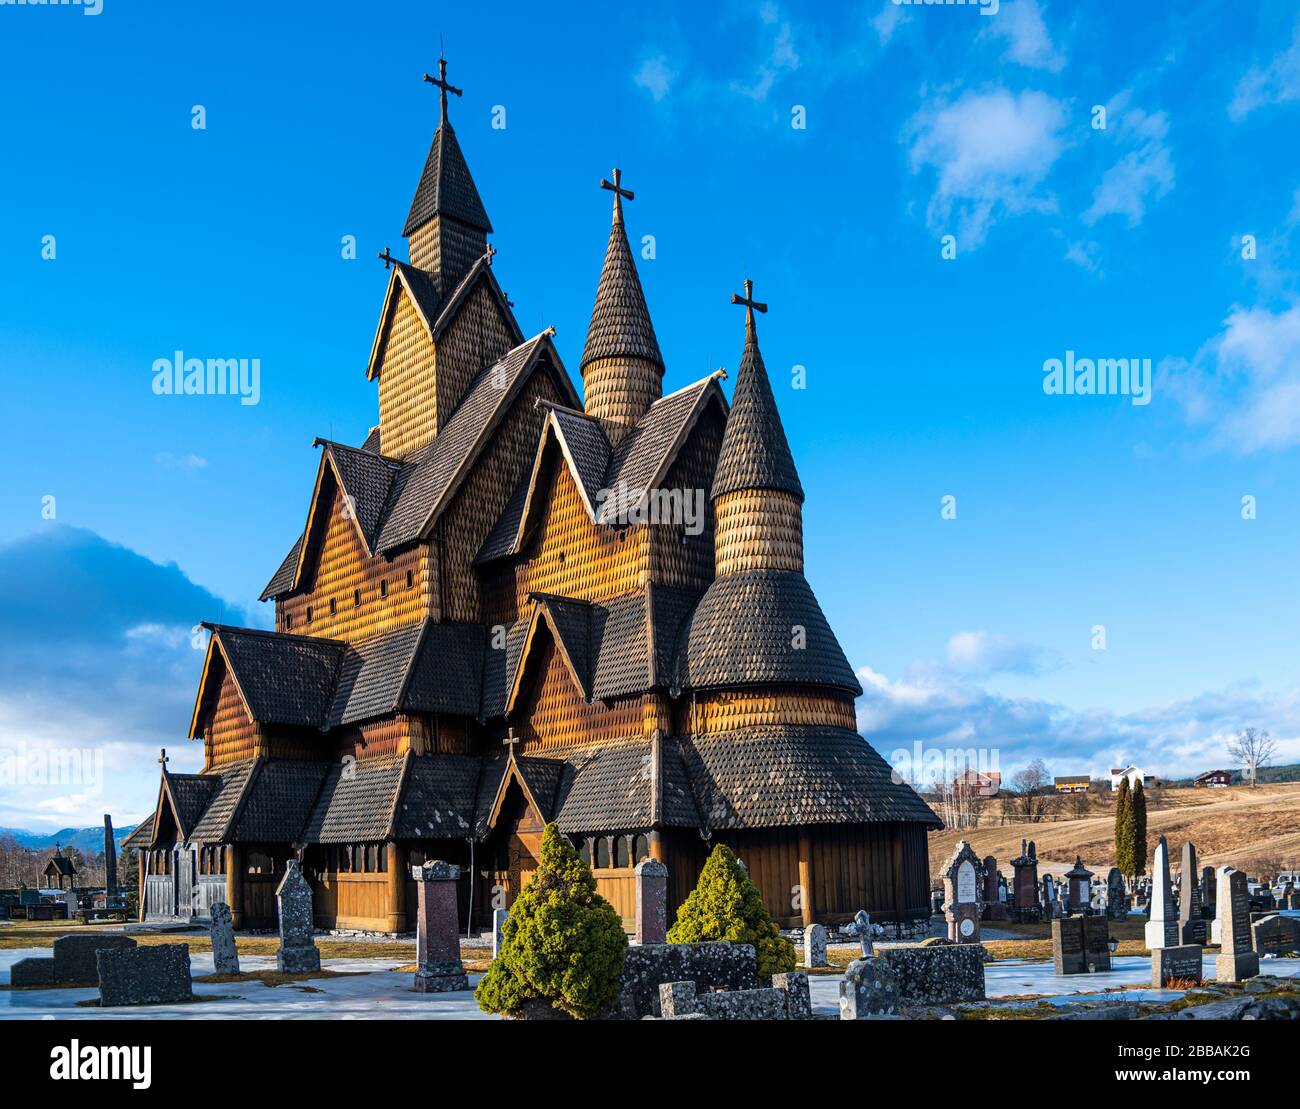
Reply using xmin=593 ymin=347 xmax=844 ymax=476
xmin=517 ymin=638 xmax=642 ymax=754
xmin=435 ymin=279 xmax=517 ymax=432
xmin=377 ymin=287 xmax=438 ymax=459
xmin=648 ymin=402 xmax=723 ymax=591
xmin=205 ymin=667 xmax=262 ymax=769
xmin=714 ymin=488 xmax=804 ymax=576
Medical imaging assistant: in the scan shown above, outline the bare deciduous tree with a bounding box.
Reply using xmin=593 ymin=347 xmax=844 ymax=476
xmin=1009 ymin=758 xmax=1052 ymax=823
xmin=1228 ymin=727 xmax=1278 ymax=788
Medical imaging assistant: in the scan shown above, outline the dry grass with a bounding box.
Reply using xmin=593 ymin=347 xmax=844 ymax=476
xmin=194 ymin=969 xmax=350 ymax=987
xmin=931 ymin=781 xmax=1300 ymax=875
xmin=0 ymin=927 xmax=417 ymax=961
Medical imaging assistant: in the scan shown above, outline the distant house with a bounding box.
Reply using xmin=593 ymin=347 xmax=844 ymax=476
xmin=952 ymin=768 xmax=1001 ymax=798
xmin=1194 ymin=769 xmax=1233 ymax=788
xmin=1054 ymin=775 xmax=1091 ymax=794
xmin=1109 ymin=765 xmax=1148 ymax=791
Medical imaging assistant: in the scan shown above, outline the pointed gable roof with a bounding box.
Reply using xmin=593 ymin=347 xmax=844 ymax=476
xmin=711 ymin=305 xmax=804 ymax=503
xmin=580 ymin=188 xmax=662 ymax=373
xmin=404 ymin=121 xmax=492 ymax=237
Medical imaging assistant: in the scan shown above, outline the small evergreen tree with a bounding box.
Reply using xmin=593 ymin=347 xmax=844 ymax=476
xmin=1114 ymin=776 xmax=1133 ymax=878
xmin=1131 ymin=779 xmax=1148 ymax=878
xmin=666 ymin=843 xmax=796 ymax=978
xmin=475 ymin=824 xmax=627 ymax=1019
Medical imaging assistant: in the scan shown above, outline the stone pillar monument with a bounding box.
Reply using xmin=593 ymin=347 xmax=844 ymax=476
xmin=103 ymin=814 xmax=118 ymax=905
xmin=1010 ymin=840 xmax=1040 ymax=922
xmin=412 ymin=860 xmax=469 ymax=993
xmin=1215 ymin=868 xmax=1259 ymax=983
xmin=633 ymin=857 xmax=668 ymax=945
xmin=1179 ymin=841 xmax=1206 ymax=944
xmin=1145 ymin=836 xmax=1178 ymax=950
xmin=1064 ymin=856 xmax=1094 ymax=914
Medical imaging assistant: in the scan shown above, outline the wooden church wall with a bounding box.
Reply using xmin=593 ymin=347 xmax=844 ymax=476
xmin=675 ymin=686 xmax=857 ymax=736
xmin=203 ymin=665 xmax=261 ymax=770
xmin=648 ymin=402 xmax=723 ymax=592
xmin=434 ymin=280 xmax=518 ymax=433
xmin=516 ymin=637 xmax=642 ymax=754
xmin=377 ymin=287 xmax=437 ymax=460
xmin=276 ymin=486 xmax=432 ymax=642
xmin=442 ymin=367 xmax=560 ymax=624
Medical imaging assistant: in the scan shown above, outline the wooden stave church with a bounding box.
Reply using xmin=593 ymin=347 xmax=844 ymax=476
xmin=123 ymin=60 xmax=940 ymax=934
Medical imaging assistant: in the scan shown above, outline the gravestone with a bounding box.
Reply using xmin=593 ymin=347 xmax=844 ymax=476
xmin=854 ymin=909 xmax=873 ymax=957
xmin=1042 ymin=874 xmax=1056 ymax=916
xmin=1145 ymin=836 xmax=1178 ymax=950
xmin=1215 ymin=868 xmax=1259 ymax=982
xmin=839 ymin=957 xmax=899 ymax=1018
xmin=97 ymin=943 xmax=192 ymax=1006
xmin=1011 ymin=840 xmax=1040 ymax=921
xmin=1052 ymin=917 xmax=1086 ymax=975
xmin=1251 ymin=913 xmax=1300 ymax=955
xmin=1200 ymin=865 xmax=1216 ymax=920
xmin=1106 ymin=868 xmax=1129 ymax=920
xmin=1178 ymin=841 xmax=1206 ymax=944
xmin=62 ymin=891 xmax=77 ymax=921
xmin=942 ymin=841 xmax=983 ymax=943
xmin=492 ymin=908 xmax=509 ymax=959
xmin=275 ymin=859 xmax=320 ymax=973
xmin=803 ymin=922 xmax=829 ymax=969
xmin=982 ymin=855 xmax=1007 ymax=921
xmin=209 ymin=901 xmax=240 ymax=975
xmin=1152 ymin=944 xmax=1203 ymax=988
xmin=411 ymin=860 xmax=468 ymax=993
xmin=876 ymin=945 xmax=986 ymax=1004
xmin=10 ymin=957 xmax=56 ymax=986
xmin=633 ymin=857 xmax=668 ymax=945
xmin=52 ymin=933 xmax=137 ymax=984
xmin=1065 ymin=856 xmax=1094 ymax=914
xmin=1083 ymin=915 xmax=1112 ymax=972
xmin=103 ymin=813 xmax=118 ymax=903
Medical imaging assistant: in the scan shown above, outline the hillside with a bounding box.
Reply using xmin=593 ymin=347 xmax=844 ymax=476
xmin=0 ymin=824 xmax=139 ymax=855
xmin=928 ymin=781 xmax=1300 ymax=879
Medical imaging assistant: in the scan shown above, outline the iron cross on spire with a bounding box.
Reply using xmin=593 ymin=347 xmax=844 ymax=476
xmin=503 ymin=728 xmax=520 ymax=758
xmin=600 ymin=167 xmax=635 ymax=217
xmin=158 ymin=748 xmax=169 ymax=768
xmin=730 ymin=278 xmax=768 ymax=325
xmin=377 ymin=246 xmax=399 ymax=270
xmin=423 ymin=56 xmax=462 ymax=126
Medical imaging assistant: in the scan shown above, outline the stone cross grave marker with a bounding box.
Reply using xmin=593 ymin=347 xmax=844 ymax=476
xmin=854 ymin=909 xmax=873 ymax=957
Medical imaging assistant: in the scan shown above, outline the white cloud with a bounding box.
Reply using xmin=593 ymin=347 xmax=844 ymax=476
xmin=729 ymin=4 xmax=800 ymax=102
xmin=1084 ymin=94 xmax=1174 ymax=227
xmin=1164 ymin=302 xmax=1300 ymax=453
xmin=872 ymin=1 xmax=903 ymax=46
xmin=1230 ymin=19 xmax=1300 ymax=122
xmin=1063 ymin=239 xmax=1100 ymax=273
xmin=945 ymin=630 xmax=1058 ymax=677
xmin=907 ymin=87 xmax=1068 ymax=249
xmin=633 ymin=55 xmax=677 ymax=103
xmin=983 ymin=0 xmax=1065 ymax=73
xmin=155 ymin=451 xmax=208 ymax=470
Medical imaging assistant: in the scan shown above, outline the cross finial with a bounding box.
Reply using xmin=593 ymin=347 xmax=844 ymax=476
xmin=484 ymin=243 xmax=497 ymax=267
xmin=730 ymin=278 xmax=768 ymax=334
xmin=503 ymin=728 xmax=520 ymax=757
xmin=377 ymin=246 xmax=399 ymax=270
xmin=423 ymin=56 xmax=463 ymax=127
xmin=599 ymin=168 xmax=635 ymax=220
xmin=158 ymin=748 xmax=169 ymax=768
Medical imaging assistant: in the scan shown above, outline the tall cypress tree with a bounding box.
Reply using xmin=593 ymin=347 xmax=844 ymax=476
xmin=1131 ymin=779 xmax=1148 ymax=878
xmin=1114 ymin=776 xmax=1132 ymax=878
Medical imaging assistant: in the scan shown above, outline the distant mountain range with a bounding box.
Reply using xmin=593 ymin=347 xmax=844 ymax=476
xmin=0 ymin=825 xmax=139 ymax=855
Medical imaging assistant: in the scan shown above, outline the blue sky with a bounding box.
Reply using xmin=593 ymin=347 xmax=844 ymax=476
xmin=4 ymin=0 xmax=1300 ymax=828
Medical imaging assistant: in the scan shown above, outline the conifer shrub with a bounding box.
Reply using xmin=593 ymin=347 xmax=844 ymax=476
xmin=666 ymin=843 xmax=796 ymax=978
xmin=474 ymin=823 xmax=627 ymax=1019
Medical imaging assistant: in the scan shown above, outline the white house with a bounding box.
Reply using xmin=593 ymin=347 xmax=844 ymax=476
xmin=1109 ymin=765 xmax=1146 ymax=791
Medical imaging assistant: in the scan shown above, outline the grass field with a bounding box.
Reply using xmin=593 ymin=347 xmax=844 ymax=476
xmin=929 ymin=781 xmax=1300 ymax=877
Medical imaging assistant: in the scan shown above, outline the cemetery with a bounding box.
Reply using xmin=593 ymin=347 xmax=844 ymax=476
xmin=2 ymin=827 xmax=1298 ymax=1021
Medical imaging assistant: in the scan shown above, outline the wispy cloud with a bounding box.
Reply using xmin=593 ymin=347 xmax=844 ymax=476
xmin=155 ymin=451 xmax=208 ymax=471
xmin=945 ymin=630 xmax=1060 ymax=677
xmin=1229 ymin=18 xmax=1300 ymax=122
xmin=1083 ymin=92 xmax=1174 ymax=227
xmin=983 ymin=0 xmax=1065 ymax=73
xmin=906 ymin=87 xmax=1068 ymax=249
xmin=872 ymin=0 xmax=904 ymax=46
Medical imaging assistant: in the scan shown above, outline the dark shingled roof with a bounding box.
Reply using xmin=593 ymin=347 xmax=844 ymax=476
xmin=678 ymin=727 xmax=941 ymax=830
xmin=120 ymin=815 xmax=154 ymax=850
xmin=391 ymin=260 xmax=445 ymax=330
xmin=260 ymin=533 xmax=303 ymax=601
xmin=210 ymin=626 xmax=345 ymax=729
xmin=551 ymin=741 xmax=699 ymax=834
xmin=360 ymin=426 xmax=382 ymax=453
xmin=404 ymin=122 xmax=492 ymax=237
xmin=231 ymin=761 xmax=331 ymax=843
xmin=672 ymin=570 xmax=861 ymax=696
xmin=318 ymin=440 xmax=402 ymax=551
xmin=45 ymin=855 xmax=76 ymax=877
xmin=480 ymin=617 xmax=529 ymax=720
xmin=326 ymin=623 xmax=425 ymax=730
xmin=649 ymin=584 xmax=703 ymax=687
xmin=393 ymin=754 xmax=481 ymax=839
xmin=164 ymin=774 xmax=222 ymax=840
xmin=374 ymin=333 xmax=563 ymax=553
xmin=514 ymin=756 xmax=566 ymax=821
xmin=188 ymin=759 xmax=259 ymax=843
xmin=404 ymin=622 xmax=487 ymax=718
xmin=711 ymin=313 xmax=804 ymax=503
xmin=474 ymin=757 xmax=510 ymax=834
xmin=580 ymin=203 xmax=662 ymax=373
xmin=531 ymin=594 xmax=593 ymax=700
xmin=302 ymin=754 xmax=407 ymax=844
xmin=475 ymin=470 xmax=531 ymax=564
xmin=590 ymin=592 xmax=651 ymax=700
xmin=549 ymin=406 xmax=611 ymax=507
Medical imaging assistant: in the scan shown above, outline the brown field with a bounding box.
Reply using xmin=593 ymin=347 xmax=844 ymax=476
xmin=929 ymin=781 xmax=1300 ymax=878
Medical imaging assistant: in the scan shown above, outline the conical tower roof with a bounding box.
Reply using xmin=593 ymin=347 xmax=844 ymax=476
xmin=403 ymin=59 xmax=492 ymax=237
xmin=580 ymin=169 xmax=662 ymax=373
xmin=711 ymin=285 xmax=804 ymax=503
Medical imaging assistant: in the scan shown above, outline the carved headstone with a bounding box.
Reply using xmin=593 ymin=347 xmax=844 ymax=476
xmin=854 ymin=909 xmax=873 ymax=957
xmin=1178 ymin=841 xmax=1206 ymax=944
xmin=1052 ymin=917 xmax=1085 ymax=975
xmin=275 ymin=859 xmax=320 ymax=974
xmin=634 ymin=857 xmax=668 ymax=945
xmin=1144 ymin=836 xmax=1178 ymax=950
xmin=1106 ymin=867 xmax=1129 ymax=920
xmin=803 ymin=923 xmax=828 ymax=968
xmin=411 ymin=860 xmax=468 ymax=992
xmin=1200 ymin=865 xmax=1216 ymax=919
xmin=209 ymin=901 xmax=240 ymax=975
xmin=1151 ymin=944 xmax=1202 ymax=988
xmin=942 ymin=841 xmax=984 ymax=943
xmin=1083 ymin=915 xmax=1112 ymax=971
xmin=1064 ymin=856 xmax=1094 ymax=914
xmin=1011 ymin=839 xmax=1040 ymax=921
xmin=1214 ymin=868 xmax=1259 ymax=982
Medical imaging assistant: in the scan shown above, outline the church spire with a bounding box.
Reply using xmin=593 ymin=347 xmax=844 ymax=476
xmin=403 ymin=55 xmax=492 ymax=284
xmin=580 ymin=168 xmax=663 ymax=442
xmin=711 ymin=280 xmax=806 ymax=577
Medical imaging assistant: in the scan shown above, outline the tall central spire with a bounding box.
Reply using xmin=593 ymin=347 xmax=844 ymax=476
xmin=403 ymin=54 xmax=492 ymax=284
xmin=580 ymin=167 xmax=663 ymax=442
